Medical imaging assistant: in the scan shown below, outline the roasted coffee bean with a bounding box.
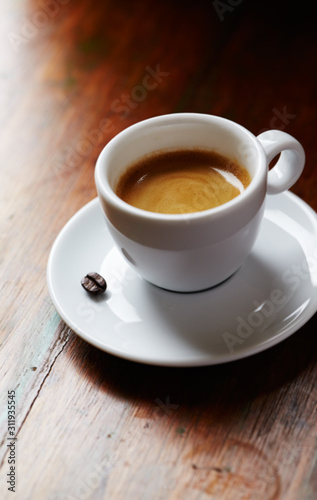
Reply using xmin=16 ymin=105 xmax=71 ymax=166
xmin=81 ymin=272 xmax=107 ymax=295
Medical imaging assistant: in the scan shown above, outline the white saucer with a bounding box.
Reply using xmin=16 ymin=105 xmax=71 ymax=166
xmin=47 ymin=192 xmax=317 ymax=367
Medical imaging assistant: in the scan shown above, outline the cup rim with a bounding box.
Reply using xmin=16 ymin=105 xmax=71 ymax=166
xmin=95 ymin=113 xmax=267 ymax=222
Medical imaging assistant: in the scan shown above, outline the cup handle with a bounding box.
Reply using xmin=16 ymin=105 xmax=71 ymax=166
xmin=257 ymin=130 xmax=305 ymax=194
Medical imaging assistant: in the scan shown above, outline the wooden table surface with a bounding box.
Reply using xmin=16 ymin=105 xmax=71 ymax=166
xmin=1 ymin=1 xmax=316 ymax=499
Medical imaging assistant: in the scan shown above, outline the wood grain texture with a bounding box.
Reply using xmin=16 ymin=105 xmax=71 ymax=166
xmin=0 ymin=0 xmax=316 ymax=499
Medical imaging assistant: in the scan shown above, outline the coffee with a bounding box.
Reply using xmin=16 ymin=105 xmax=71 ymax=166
xmin=116 ymin=149 xmax=251 ymax=214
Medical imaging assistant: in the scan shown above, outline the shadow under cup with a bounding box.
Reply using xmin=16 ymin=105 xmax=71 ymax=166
xmin=95 ymin=114 xmax=268 ymax=292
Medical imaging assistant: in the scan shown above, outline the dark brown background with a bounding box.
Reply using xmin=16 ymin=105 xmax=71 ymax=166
xmin=0 ymin=1 xmax=316 ymax=498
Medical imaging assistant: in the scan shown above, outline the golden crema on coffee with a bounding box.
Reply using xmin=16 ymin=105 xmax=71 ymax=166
xmin=116 ymin=149 xmax=251 ymax=214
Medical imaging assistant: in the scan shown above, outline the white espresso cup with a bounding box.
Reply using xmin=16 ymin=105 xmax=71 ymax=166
xmin=95 ymin=113 xmax=305 ymax=292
